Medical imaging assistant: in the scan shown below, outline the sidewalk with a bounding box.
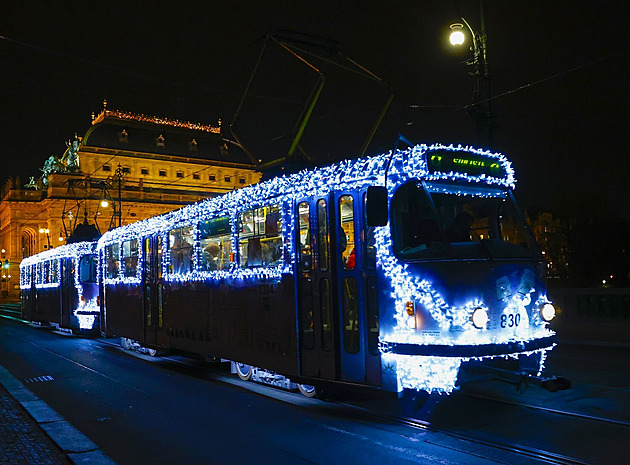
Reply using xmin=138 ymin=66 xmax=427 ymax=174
xmin=0 ymin=382 xmax=70 ymax=465
xmin=0 ymin=364 xmax=116 ymax=465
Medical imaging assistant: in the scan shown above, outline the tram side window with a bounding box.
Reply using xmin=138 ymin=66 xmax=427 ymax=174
xmin=339 ymin=195 xmax=355 ymax=270
xmin=317 ymin=199 xmax=329 ymax=271
xmin=36 ymin=262 xmax=43 ymax=285
xmin=298 ymin=202 xmax=312 ymax=272
xmin=122 ymin=239 xmax=139 ymax=277
xmin=363 ymin=192 xmax=376 ymax=270
xmin=342 ymin=277 xmax=359 ymax=354
xmin=169 ymin=226 xmax=194 ymax=275
xmin=391 ymin=182 xmax=445 ymax=258
xmin=199 ymin=216 xmax=232 ymax=271
xmin=238 ymin=204 xmax=283 ymax=268
xmin=50 ymin=259 xmax=59 ymax=284
xmin=43 ymin=260 xmax=51 ymax=284
xmin=105 ymin=244 xmax=119 ymax=279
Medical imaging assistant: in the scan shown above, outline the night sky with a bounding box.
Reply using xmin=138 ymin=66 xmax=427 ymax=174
xmin=2 ymin=1 xmax=628 ymax=220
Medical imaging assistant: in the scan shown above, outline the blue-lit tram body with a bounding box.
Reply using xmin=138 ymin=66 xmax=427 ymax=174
xmin=19 ymin=241 xmax=100 ymax=333
xmin=97 ymin=143 xmax=557 ymax=394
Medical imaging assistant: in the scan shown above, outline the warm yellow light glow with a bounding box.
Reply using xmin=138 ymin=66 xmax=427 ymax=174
xmin=101 ymin=200 xmax=110 ymax=208
xmin=449 ymin=24 xmax=465 ymax=46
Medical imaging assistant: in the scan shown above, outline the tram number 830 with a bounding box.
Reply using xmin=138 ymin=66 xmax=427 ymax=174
xmin=500 ymin=312 xmax=521 ymax=328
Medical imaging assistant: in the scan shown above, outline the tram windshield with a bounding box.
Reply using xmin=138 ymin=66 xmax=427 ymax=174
xmin=391 ymin=181 xmax=538 ymax=260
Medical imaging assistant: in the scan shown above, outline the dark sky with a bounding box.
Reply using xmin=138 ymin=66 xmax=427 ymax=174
xmin=2 ymin=1 xmax=628 ymax=219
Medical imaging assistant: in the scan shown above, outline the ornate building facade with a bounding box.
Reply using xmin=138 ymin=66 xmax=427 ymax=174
xmin=0 ymin=106 xmax=261 ymax=301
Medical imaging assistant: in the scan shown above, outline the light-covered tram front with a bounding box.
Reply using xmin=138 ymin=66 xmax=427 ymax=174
xmin=372 ymin=145 xmax=556 ymax=394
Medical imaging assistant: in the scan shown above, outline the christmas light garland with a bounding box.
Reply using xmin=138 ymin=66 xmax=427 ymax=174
xmin=97 ymin=143 xmax=551 ymax=393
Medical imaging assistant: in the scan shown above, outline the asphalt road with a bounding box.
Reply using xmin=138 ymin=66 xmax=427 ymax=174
xmin=1 ymin=315 xmax=628 ymax=465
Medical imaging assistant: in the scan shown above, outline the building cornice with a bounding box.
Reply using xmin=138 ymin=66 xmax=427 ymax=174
xmin=91 ymin=109 xmax=221 ymax=134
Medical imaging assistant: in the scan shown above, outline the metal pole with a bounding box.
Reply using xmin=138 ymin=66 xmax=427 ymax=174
xmin=116 ymin=163 xmax=123 ymax=227
xmin=479 ymin=0 xmax=492 ymax=145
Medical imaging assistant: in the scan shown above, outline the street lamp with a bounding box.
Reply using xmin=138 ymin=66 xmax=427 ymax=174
xmin=448 ymin=2 xmax=493 ymax=145
xmin=39 ymin=228 xmax=51 ymax=249
xmin=449 ymin=23 xmax=466 ymax=46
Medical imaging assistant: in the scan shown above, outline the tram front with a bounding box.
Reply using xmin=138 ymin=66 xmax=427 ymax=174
xmin=375 ymin=146 xmax=557 ymax=394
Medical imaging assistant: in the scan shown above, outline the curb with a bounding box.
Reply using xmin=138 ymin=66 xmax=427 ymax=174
xmin=0 ymin=364 xmax=117 ymax=465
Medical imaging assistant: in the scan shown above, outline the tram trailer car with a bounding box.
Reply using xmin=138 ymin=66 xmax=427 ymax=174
xmin=19 ymin=241 xmax=100 ymax=333
xmin=97 ymin=143 xmax=557 ymax=396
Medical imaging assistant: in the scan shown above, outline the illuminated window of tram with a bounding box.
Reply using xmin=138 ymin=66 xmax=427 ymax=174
xmin=316 ymin=199 xmax=329 ymax=271
xmin=42 ymin=260 xmax=50 ymax=284
xmin=105 ymin=244 xmax=119 ymax=279
xmin=363 ymin=192 xmax=376 ymax=270
xmin=198 ymin=216 xmax=232 ymax=271
xmin=79 ymin=255 xmax=97 ymax=283
xmin=238 ymin=204 xmax=282 ymax=268
xmin=50 ymin=259 xmax=59 ymax=284
xmin=168 ymin=226 xmax=194 ymax=274
xmin=339 ymin=195 xmax=355 ymax=270
xmin=298 ymin=202 xmax=312 ymax=272
xmin=122 ymin=239 xmax=139 ymax=277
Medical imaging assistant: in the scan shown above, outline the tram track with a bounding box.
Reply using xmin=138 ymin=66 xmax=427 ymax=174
xmin=332 ymin=399 xmax=590 ymax=465
xmin=94 ymin=336 xmax=594 ymax=464
xmin=462 ymin=389 xmax=630 ymax=428
xmin=110 ymin=343 xmax=591 ymax=465
xmin=0 ymin=318 xmax=609 ymax=464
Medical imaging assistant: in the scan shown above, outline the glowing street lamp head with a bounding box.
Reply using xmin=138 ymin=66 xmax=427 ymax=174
xmin=449 ymin=23 xmax=466 ymax=46
xmin=100 ymin=199 xmax=110 ymax=208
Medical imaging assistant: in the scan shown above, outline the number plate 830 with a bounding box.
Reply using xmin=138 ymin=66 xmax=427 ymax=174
xmin=500 ymin=312 xmax=521 ymax=328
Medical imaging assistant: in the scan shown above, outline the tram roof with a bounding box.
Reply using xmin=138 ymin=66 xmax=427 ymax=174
xmin=98 ymin=143 xmax=515 ymax=246
xmin=20 ymin=241 xmax=96 ymax=269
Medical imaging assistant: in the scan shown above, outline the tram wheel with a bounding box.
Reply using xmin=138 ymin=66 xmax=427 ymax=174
xmin=235 ymin=362 xmax=252 ymax=381
xmin=121 ymin=337 xmax=132 ymax=350
xmin=297 ymin=384 xmax=317 ymax=398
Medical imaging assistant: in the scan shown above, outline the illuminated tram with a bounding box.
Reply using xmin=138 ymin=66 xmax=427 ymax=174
xmin=19 ymin=241 xmax=100 ymax=333
xmin=97 ymin=143 xmax=556 ymax=395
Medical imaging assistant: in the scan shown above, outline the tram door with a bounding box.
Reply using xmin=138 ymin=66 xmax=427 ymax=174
xmin=334 ymin=192 xmax=381 ymax=385
xmin=296 ymin=197 xmax=337 ymax=380
xmin=142 ymin=235 xmax=165 ymax=347
xmin=60 ymin=258 xmax=73 ymax=328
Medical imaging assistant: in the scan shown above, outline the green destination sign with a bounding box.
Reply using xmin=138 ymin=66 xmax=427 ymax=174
xmin=426 ymin=150 xmax=506 ymax=178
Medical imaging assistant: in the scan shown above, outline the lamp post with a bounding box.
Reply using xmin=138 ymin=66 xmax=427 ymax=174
xmin=114 ymin=163 xmax=124 ymax=227
xmin=448 ymin=1 xmax=493 ymax=145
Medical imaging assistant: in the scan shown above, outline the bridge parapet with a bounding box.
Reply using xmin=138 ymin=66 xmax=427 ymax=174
xmin=548 ymin=288 xmax=630 ymax=347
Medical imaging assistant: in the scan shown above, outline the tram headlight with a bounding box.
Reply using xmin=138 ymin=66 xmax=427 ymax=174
xmin=471 ymin=307 xmax=488 ymax=329
xmin=540 ymin=303 xmax=556 ymax=322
